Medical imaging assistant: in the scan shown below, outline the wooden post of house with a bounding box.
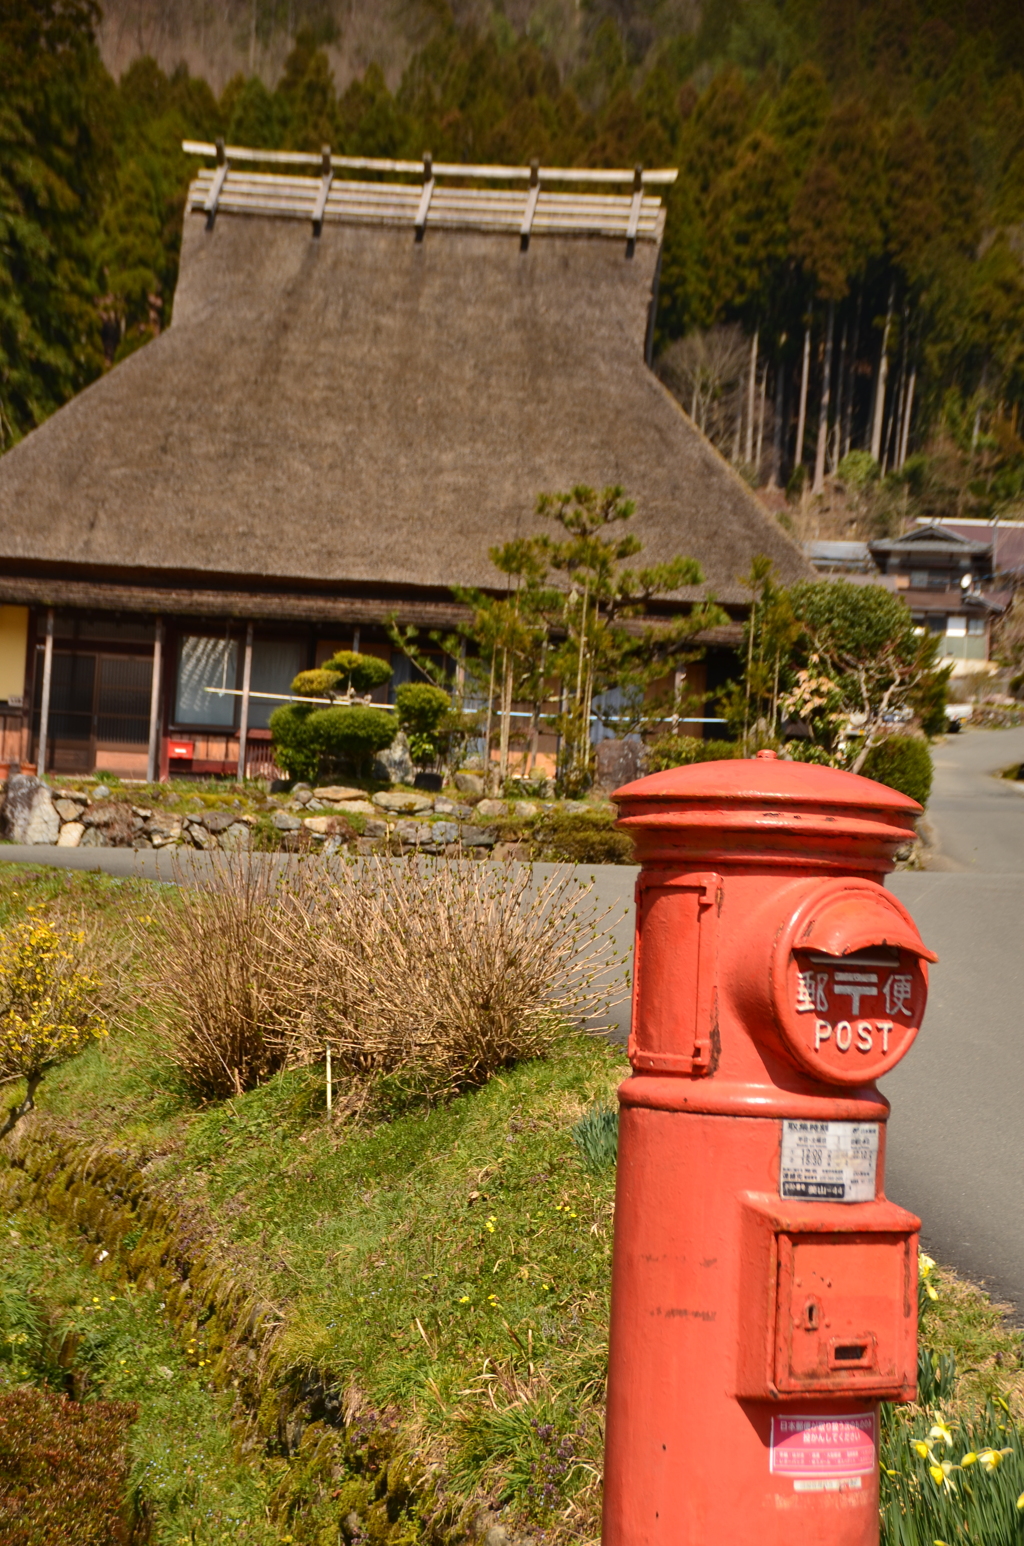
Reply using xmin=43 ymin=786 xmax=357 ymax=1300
xmin=237 ymin=621 xmax=253 ymax=782
xmin=146 ymin=617 xmax=163 ymax=783
xmin=36 ymin=607 xmax=54 ymax=778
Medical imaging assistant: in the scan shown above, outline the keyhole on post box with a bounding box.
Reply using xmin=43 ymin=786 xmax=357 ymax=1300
xmin=803 ymin=1299 xmax=820 ymax=1331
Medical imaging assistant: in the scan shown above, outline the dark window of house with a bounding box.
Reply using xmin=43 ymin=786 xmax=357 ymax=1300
xmin=247 ymin=640 xmax=305 ymax=729
xmin=175 ymin=636 xmax=238 ymax=726
xmin=95 ymin=656 xmax=152 ymax=743
xmin=34 ymin=652 xmax=95 ymax=743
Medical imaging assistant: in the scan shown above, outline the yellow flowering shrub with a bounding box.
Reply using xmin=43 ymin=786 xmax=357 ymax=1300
xmin=0 ymin=909 xmax=105 ymax=1136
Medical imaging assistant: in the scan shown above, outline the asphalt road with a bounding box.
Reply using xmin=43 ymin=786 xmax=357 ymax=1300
xmin=881 ymin=725 xmax=1024 ymax=1313
xmin=923 ymin=723 xmax=1024 ymax=872
xmin=1 ymin=730 xmax=1023 ymax=1308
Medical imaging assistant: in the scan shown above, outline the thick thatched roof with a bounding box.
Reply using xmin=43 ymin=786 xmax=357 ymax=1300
xmin=0 ymin=171 xmax=808 ymax=608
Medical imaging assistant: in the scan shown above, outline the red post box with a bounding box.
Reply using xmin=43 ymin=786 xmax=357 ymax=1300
xmin=603 ymin=752 xmax=936 ymax=1546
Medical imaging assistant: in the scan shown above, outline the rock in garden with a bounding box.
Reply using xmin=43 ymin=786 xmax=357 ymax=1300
xmin=430 ymin=820 xmax=459 ymax=844
xmin=561 ymin=800 xmax=591 ymax=814
xmin=512 ymin=801 xmax=538 ymax=819
xmin=92 ymin=784 xmax=111 ymax=801
xmin=1 ymin=774 xmax=59 ymax=844
xmin=373 ymin=790 xmax=433 ymax=814
xmin=195 ymin=810 xmax=238 ymax=834
xmin=334 ymin=799 xmax=376 ymax=816
xmin=313 ymin=786 xmax=365 ymax=803
xmin=373 ymin=730 xmax=415 ymax=786
xmin=393 ymin=819 xmax=432 ymax=844
xmin=188 ymin=824 xmax=219 ymax=849
xmin=459 ymin=825 xmax=496 ymax=847
xmin=293 ymin=787 xmax=313 ymax=805
xmin=147 ymin=813 xmax=181 ymax=840
xmin=272 ymin=811 xmax=302 ymax=831
xmin=595 ymin=736 xmax=649 ymax=793
xmin=475 ymin=798 xmax=507 ymax=819
xmin=363 ymin=818 xmax=387 ymax=837
xmin=79 ymin=826 xmax=110 ymax=847
xmin=220 ymin=822 xmax=252 ymax=852
xmin=303 ymin=815 xmax=354 ymax=836
xmin=83 ymin=803 xmax=121 ymax=827
xmin=454 ymin=772 xmax=485 ymax=796
xmin=56 ymin=821 xmax=84 ymax=847
xmin=53 ymin=797 xmax=85 ymax=821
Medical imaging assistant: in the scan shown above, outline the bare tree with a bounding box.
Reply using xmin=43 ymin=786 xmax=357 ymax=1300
xmin=658 ymin=324 xmax=750 ymax=461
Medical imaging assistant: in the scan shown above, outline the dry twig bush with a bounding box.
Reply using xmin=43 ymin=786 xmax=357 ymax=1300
xmin=132 ymin=856 xmax=293 ymax=1100
xmin=275 ymin=858 xmax=624 ymax=1106
xmin=137 ymin=856 xmax=623 ymax=1107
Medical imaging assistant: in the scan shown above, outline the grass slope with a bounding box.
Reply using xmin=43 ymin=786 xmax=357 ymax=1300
xmin=1 ymin=1210 xmax=274 ymax=1543
xmin=2 ymin=865 xmax=1024 ymax=1543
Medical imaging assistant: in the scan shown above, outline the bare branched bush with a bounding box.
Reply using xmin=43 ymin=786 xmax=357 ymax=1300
xmin=136 ymin=856 xmax=624 ymax=1107
xmin=131 ymin=856 xmax=292 ymax=1100
xmin=274 ymin=858 xmax=624 ymax=1105
xmin=658 ymin=324 xmax=749 ymax=452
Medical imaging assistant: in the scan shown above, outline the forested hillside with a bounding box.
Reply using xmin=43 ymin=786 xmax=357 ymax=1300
xmin=4 ymin=0 xmax=1024 ymax=529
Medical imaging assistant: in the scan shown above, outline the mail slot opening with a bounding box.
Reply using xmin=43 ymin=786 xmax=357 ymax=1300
xmin=808 ymin=945 xmax=901 ymax=969
xmin=834 ymin=1343 xmax=868 ymax=1362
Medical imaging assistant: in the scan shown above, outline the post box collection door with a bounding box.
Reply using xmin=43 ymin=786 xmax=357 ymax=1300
xmin=603 ymin=753 xmax=933 ymax=1546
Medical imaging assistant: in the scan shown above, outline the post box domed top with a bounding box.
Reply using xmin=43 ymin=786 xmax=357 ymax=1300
xmin=613 ymin=752 xmax=920 ymax=872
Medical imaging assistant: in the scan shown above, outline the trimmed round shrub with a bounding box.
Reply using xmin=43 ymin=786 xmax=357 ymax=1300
xmin=646 ymin=735 xmax=740 ymax=772
xmin=270 ymin=703 xmax=397 ymax=780
xmin=395 ymin=682 xmax=451 ymax=766
xmin=320 ymin=650 xmax=393 ymax=695
xmin=290 ymin=668 xmax=342 ymax=698
xmin=268 ymin=701 xmax=319 ymax=782
xmin=861 ymin=735 xmax=933 ymax=807
xmin=307 ymin=705 xmax=397 ymax=776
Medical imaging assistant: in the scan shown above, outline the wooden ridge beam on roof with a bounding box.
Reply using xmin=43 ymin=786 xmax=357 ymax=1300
xmin=182 ymin=139 xmax=678 ymax=188
xmin=311 ymin=144 xmax=333 ymax=235
xmin=187 ymin=166 xmax=666 ymax=244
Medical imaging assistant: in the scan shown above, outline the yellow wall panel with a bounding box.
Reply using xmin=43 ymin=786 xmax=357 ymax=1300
xmin=0 ymin=607 xmax=28 ymax=703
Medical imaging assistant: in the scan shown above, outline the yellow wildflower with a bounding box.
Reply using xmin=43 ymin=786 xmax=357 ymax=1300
xmin=978 ymin=1448 xmax=1012 ymax=1473
xmin=929 ymin=1420 xmax=953 ymax=1449
xmin=928 ymin=1461 xmax=958 ymax=1491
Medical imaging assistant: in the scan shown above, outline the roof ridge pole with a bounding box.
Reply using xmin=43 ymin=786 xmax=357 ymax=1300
xmin=625 ymin=164 xmax=644 ymax=258
xmin=520 ymin=158 xmax=541 ymax=251
xmin=36 ymin=607 xmax=54 ymax=779
xmin=414 ymin=151 xmax=434 ymax=243
xmin=205 ymin=137 xmax=229 ymax=230
xmin=312 ymin=144 xmax=333 ymax=236
xmin=146 ymin=617 xmax=163 ymax=784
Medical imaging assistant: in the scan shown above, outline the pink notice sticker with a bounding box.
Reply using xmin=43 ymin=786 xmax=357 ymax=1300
xmin=770 ymin=1413 xmax=877 ymax=1481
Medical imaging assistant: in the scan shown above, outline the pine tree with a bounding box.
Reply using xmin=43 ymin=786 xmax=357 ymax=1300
xmin=0 ymin=0 xmax=112 ymax=442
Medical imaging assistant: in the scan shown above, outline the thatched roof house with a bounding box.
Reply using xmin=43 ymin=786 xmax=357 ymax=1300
xmin=0 ymin=145 xmax=807 ymax=779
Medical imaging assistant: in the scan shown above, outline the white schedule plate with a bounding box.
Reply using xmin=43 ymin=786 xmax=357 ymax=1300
xmin=779 ymin=1120 xmax=879 ymax=1203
